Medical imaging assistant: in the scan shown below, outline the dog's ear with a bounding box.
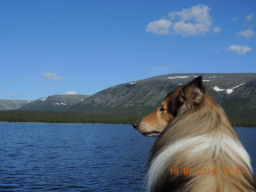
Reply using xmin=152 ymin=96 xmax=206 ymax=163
xmin=182 ymin=76 xmax=205 ymax=106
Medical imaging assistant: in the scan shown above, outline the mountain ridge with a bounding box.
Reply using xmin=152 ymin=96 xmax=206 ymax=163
xmin=19 ymin=94 xmax=90 ymax=111
xmin=70 ymin=73 xmax=256 ymax=110
xmin=0 ymin=100 xmax=30 ymax=110
xmin=4 ymin=73 xmax=255 ymax=126
xmin=68 ymin=73 xmax=256 ymax=126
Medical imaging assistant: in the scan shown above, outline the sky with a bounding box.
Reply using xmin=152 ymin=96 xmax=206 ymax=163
xmin=0 ymin=0 xmax=255 ymax=100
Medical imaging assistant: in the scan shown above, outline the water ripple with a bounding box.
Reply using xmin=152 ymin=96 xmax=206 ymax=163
xmin=0 ymin=123 xmax=254 ymax=191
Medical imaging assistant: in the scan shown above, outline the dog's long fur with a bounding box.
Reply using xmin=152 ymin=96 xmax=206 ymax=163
xmin=133 ymin=76 xmax=255 ymax=192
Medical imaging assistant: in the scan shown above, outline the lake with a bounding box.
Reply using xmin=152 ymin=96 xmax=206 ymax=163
xmin=0 ymin=123 xmax=255 ymax=192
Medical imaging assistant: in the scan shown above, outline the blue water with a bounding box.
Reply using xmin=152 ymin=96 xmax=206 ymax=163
xmin=0 ymin=123 xmax=255 ymax=192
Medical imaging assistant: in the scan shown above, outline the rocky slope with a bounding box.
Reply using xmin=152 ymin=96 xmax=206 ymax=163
xmin=19 ymin=94 xmax=90 ymax=111
xmin=0 ymin=100 xmax=30 ymax=110
xmin=70 ymin=73 xmax=256 ymax=125
xmin=16 ymin=73 xmax=256 ymax=126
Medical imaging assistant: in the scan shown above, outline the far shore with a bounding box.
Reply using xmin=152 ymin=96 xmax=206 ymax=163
xmin=0 ymin=121 xmax=255 ymax=128
xmin=0 ymin=121 xmax=130 ymax=126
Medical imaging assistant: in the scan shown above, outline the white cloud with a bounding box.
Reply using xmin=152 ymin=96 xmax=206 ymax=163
xmin=8 ymin=94 xmax=19 ymax=97
xmin=65 ymin=91 xmax=77 ymax=95
xmin=170 ymin=4 xmax=212 ymax=36
xmin=43 ymin=72 xmax=65 ymax=81
xmin=228 ymin=45 xmax=252 ymax=55
xmin=146 ymin=4 xmax=213 ymax=36
xmin=145 ymin=19 xmax=173 ymax=35
xmin=238 ymin=29 xmax=254 ymax=39
xmin=246 ymin=13 xmax=254 ymax=21
xmin=213 ymin=26 xmax=221 ymax=34
xmin=173 ymin=21 xmax=206 ymax=36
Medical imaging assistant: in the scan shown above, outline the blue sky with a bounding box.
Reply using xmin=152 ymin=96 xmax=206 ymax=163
xmin=0 ymin=0 xmax=255 ymax=100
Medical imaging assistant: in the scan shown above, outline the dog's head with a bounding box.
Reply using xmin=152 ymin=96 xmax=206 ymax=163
xmin=133 ymin=76 xmax=205 ymax=137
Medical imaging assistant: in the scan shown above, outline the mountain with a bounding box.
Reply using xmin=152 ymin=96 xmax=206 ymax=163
xmin=70 ymin=73 xmax=256 ymax=126
xmin=19 ymin=94 xmax=90 ymax=111
xmin=0 ymin=100 xmax=30 ymax=110
xmin=14 ymin=73 xmax=256 ymax=126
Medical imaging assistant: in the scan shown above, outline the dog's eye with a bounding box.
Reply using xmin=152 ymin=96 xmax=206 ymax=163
xmin=159 ymin=107 xmax=166 ymax=112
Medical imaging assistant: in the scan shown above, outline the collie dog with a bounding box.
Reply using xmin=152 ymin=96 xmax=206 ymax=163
xmin=133 ymin=76 xmax=255 ymax=192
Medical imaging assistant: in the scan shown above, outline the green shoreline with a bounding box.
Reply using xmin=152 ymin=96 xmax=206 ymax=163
xmin=0 ymin=121 xmax=255 ymax=128
xmin=0 ymin=121 xmax=130 ymax=126
xmin=0 ymin=110 xmax=138 ymax=125
xmin=0 ymin=110 xmax=255 ymax=128
xmin=0 ymin=121 xmax=132 ymax=125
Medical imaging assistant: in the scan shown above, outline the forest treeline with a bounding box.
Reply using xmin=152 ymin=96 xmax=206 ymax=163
xmin=0 ymin=110 xmax=138 ymax=125
xmin=0 ymin=110 xmax=255 ymax=127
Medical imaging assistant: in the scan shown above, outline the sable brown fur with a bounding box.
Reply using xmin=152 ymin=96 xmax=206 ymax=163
xmin=134 ymin=76 xmax=255 ymax=192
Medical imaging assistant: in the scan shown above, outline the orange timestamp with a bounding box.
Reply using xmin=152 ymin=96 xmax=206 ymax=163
xmin=170 ymin=168 xmax=245 ymax=175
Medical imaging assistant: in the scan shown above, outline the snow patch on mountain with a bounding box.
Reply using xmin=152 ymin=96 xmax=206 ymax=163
xmin=55 ymin=103 xmax=67 ymax=105
xmin=213 ymin=83 xmax=246 ymax=94
xmin=214 ymin=86 xmax=225 ymax=92
xmin=226 ymin=89 xmax=233 ymax=94
xmin=168 ymin=76 xmax=190 ymax=79
xmin=226 ymin=83 xmax=246 ymax=94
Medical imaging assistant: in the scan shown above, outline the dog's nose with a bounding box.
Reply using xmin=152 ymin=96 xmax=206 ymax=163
xmin=132 ymin=120 xmax=141 ymax=129
xmin=133 ymin=123 xmax=138 ymax=129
